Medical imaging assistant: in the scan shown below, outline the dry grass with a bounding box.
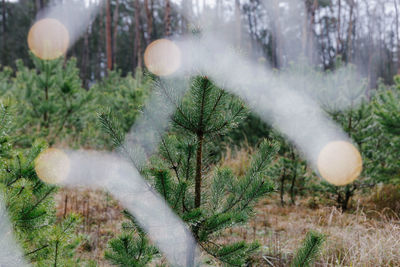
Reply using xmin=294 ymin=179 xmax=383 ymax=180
xmin=218 ymin=146 xmax=400 ymax=266
xmin=55 ymin=146 xmax=400 ymax=266
xmin=365 ymin=184 xmax=400 ymax=217
xmin=55 ymin=188 xmax=124 ymax=266
xmin=220 ymin=145 xmax=253 ymax=177
xmin=56 ymin=189 xmax=400 ymax=267
xmin=217 ymin=198 xmax=400 ymax=266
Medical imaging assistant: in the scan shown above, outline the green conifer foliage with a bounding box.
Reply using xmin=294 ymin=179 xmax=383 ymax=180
xmin=0 ymin=66 xmax=13 ymax=97
xmin=0 ymin=101 xmax=12 ymax=158
xmin=0 ymin=103 xmax=81 ymax=266
xmin=105 ymin=222 xmax=157 ymax=267
xmin=375 ymin=76 xmax=400 ymax=135
xmin=11 ymin=54 xmax=92 ymax=145
xmin=104 ymin=76 xmax=280 ymax=266
xmin=269 ymin=132 xmax=308 ymax=206
xmin=374 ymin=78 xmax=400 ymax=182
xmin=319 ymin=86 xmax=400 ymax=209
xmin=91 ymin=70 xmax=150 ymax=149
xmin=320 ymin=100 xmax=374 ymax=210
xmin=290 ymin=231 xmax=325 ymax=267
xmin=92 ymin=70 xmax=150 ymax=133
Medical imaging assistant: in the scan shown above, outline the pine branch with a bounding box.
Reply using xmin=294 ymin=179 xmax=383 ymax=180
xmin=160 ymin=136 xmax=180 ymax=181
xmin=205 ymin=104 xmax=246 ymax=134
xmin=25 ymin=244 xmax=49 ymax=256
xmin=290 ymin=231 xmax=325 ymax=267
xmin=54 ymin=240 xmax=59 ymax=267
xmin=22 ymin=187 xmax=56 ymax=218
xmin=156 ymin=79 xmax=196 ymax=131
xmin=223 ymin=140 xmax=278 ymax=213
xmin=204 ymin=90 xmax=225 ymax=124
xmin=99 ymin=111 xmax=124 ymax=148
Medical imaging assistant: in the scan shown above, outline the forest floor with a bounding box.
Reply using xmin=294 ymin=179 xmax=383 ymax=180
xmin=55 ymin=188 xmax=400 ymax=267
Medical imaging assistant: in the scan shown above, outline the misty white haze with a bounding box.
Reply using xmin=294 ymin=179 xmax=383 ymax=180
xmin=0 ymin=0 xmax=374 ymax=266
xmin=174 ymin=0 xmax=363 ymax=166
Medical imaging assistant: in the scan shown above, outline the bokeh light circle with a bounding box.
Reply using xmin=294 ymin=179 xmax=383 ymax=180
xmin=28 ymin=18 xmax=69 ymax=60
xmin=317 ymin=141 xmax=363 ymax=186
xmin=35 ymin=148 xmax=70 ymax=184
xmin=144 ymin=39 xmax=182 ymax=76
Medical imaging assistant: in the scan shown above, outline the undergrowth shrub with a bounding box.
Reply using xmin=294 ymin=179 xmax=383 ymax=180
xmin=368 ymin=184 xmax=400 ymax=217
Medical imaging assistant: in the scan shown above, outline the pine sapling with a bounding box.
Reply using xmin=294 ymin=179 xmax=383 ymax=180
xmin=103 ymin=76 xmax=280 ymax=266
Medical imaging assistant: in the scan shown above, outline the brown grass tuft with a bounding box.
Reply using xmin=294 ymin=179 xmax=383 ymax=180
xmin=365 ymin=184 xmax=400 ymax=218
xmin=55 ymin=188 xmax=124 ymax=266
xmin=218 ymin=199 xmax=400 ymax=266
xmin=220 ymin=145 xmax=253 ymax=177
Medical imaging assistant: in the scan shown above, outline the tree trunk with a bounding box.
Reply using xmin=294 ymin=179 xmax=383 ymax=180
xmin=194 ymin=133 xmax=203 ymax=208
xmin=182 ymin=0 xmax=192 ymax=33
xmin=338 ymin=185 xmax=354 ymax=211
xmin=2 ymin=0 xmax=6 ymax=66
xmin=308 ymin=0 xmax=318 ymax=63
xmin=31 ymin=0 xmax=36 ymax=14
xmin=290 ymin=154 xmax=298 ymax=205
xmin=342 ymin=187 xmax=352 ymax=211
xmin=346 ymin=0 xmax=354 ymax=63
xmin=302 ymin=2 xmax=308 ymax=57
xmin=280 ymin=167 xmax=286 ymax=206
xmin=97 ymin=7 xmax=105 ymax=79
xmin=112 ymin=0 xmax=119 ymax=66
xmin=81 ymin=29 xmax=90 ymax=89
xmin=1 ymin=0 xmax=5 ymax=38
xmin=272 ymin=0 xmax=282 ymax=68
xmin=105 ymin=0 xmax=113 ymax=70
xmin=235 ymin=0 xmax=241 ymax=46
xmin=394 ymin=0 xmax=400 ymax=74
xmin=336 ymin=0 xmax=342 ymax=56
xmin=134 ymin=0 xmax=142 ymax=70
xmin=144 ymin=0 xmax=154 ymax=44
xmin=363 ymin=0 xmax=374 ymax=91
xmin=35 ymin=0 xmax=41 ymax=12
xmin=54 ymin=240 xmax=59 ymax=267
xmin=43 ymin=66 xmax=49 ymax=128
xmin=165 ymin=0 xmax=171 ymax=36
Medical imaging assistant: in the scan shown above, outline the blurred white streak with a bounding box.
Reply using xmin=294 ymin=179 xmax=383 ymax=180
xmin=182 ymin=34 xmax=349 ymax=166
xmin=58 ymin=151 xmax=198 ymax=267
xmin=0 ymin=194 xmax=29 ymax=267
xmin=36 ymin=0 xmax=103 ymax=47
xmin=122 ymin=78 xmax=189 ymax=168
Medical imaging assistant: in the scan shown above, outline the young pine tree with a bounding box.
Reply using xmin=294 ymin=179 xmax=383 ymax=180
xmin=0 ymin=102 xmax=81 ymax=266
xmin=103 ymin=76 xmax=280 ymax=266
xmin=11 ymin=54 xmax=93 ymax=146
xmin=269 ymin=132 xmax=308 ymax=206
xmin=320 ymin=100 xmax=374 ymax=211
xmin=373 ymin=78 xmax=400 ymax=181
